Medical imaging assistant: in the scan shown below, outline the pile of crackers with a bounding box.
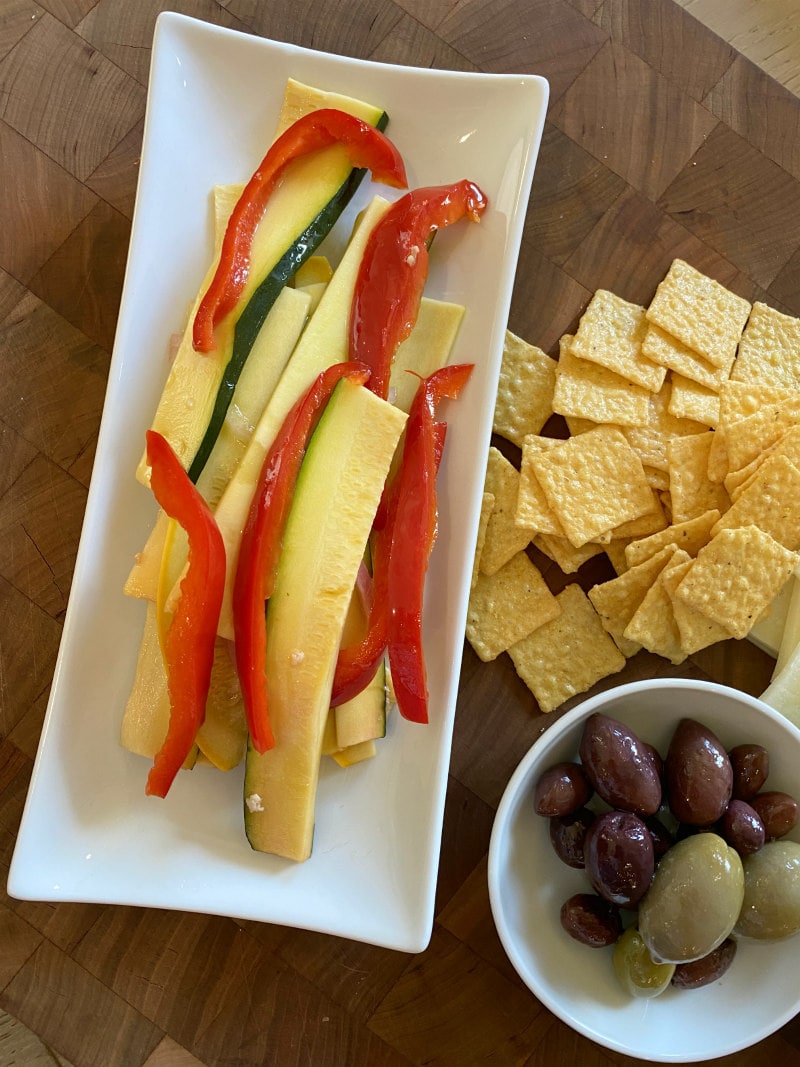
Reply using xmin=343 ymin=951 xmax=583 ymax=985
xmin=467 ymin=258 xmax=800 ymax=713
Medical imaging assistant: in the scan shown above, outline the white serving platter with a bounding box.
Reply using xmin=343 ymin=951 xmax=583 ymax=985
xmin=8 ymin=11 xmax=548 ymax=952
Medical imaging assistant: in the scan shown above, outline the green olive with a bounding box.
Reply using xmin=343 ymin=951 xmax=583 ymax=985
xmin=613 ymin=926 xmax=675 ymax=998
xmin=638 ymin=833 xmax=744 ymax=964
xmin=735 ymin=840 xmax=800 ymax=940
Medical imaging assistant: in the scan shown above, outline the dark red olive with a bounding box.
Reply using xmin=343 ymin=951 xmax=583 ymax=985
xmin=549 ymin=807 xmax=596 ymax=868
xmin=534 ymin=761 xmax=593 ymax=817
xmin=671 ymin=938 xmax=737 ymax=989
xmin=579 ymin=713 xmax=662 ymax=816
xmin=717 ymin=799 xmax=765 ymax=856
xmin=666 ymin=718 xmax=733 ymax=825
xmin=560 ymin=893 xmax=622 ymax=947
xmin=750 ymin=791 xmax=799 ymax=840
xmin=645 ymin=815 xmax=674 ymax=859
xmin=584 ymin=810 xmax=655 ymax=907
xmin=729 ymin=744 xmax=769 ymax=801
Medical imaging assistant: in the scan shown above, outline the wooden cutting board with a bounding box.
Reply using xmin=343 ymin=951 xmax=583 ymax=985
xmin=1 ymin=2 xmax=800 ymax=1066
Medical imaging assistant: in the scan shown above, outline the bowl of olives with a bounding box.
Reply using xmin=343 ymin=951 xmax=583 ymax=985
xmin=488 ymin=678 xmax=800 ymax=1063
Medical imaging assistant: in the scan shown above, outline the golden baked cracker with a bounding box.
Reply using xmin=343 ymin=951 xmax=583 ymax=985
xmin=571 ymin=290 xmax=666 ymax=391
xmin=534 ymin=532 xmax=605 ymax=574
xmin=564 ymin=415 xmax=598 ymax=436
xmin=642 ymin=324 xmax=734 ymax=390
xmin=466 ymin=551 xmax=562 ymax=662
xmin=605 ymin=491 xmax=667 ymax=540
xmin=492 ymin=331 xmax=558 ymax=447
xmin=711 ymin=453 xmax=800 ymax=551
xmin=668 ymin=374 xmax=720 ymax=428
xmin=553 ymin=342 xmax=650 ymax=427
xmin=643 ymin=466 xmax=671 ymax=491
xmin=645 ymin=259 xmax=751 ymax=369
xmin=508 ymin=583 xmax=626 ymax=713
xmin=516 ymin=436 xmax=566 ymax=536
xmin=718 ymin=379 xmax=799 ymax=426
xmin=624 ymin=509 xmax=720 ymax=568
xmin=667 ymin=432 xmax=731 ymax=523
xmin=725 ymin=426 xmax=800 ymax=499
xmin=673 ymin=525 xmax=798 ymax=640
xmin=622 ymin=379 xmax=708 ymax=472
xmin=587 ymin=543 xmax=679 ymax=654
xmin=706 ymin=427 xmax=729 ymax=483
xmin=623 ymin=549 xmax=690 ymax=664
xmin=530 ymin=425 xmax=654 ymax=548
xmin=661 ymin=555 xmax=735 ymax=655
xmin=731 ymin=302 xmax=800 ymax=391
xmin=480 ymin=448 xmax=534 ymax=575
xmin=723 ymin=398 xmax=800 ymax=472
xmin=471 ymin=491 xmax=495 ymax=589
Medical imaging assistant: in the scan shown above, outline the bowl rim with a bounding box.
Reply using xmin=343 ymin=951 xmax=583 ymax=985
xmin=487 ymin=677 xmax=800 ymax=1062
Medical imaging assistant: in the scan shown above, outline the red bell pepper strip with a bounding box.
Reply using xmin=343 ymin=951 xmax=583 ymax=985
xmin=232 ymin=361 xmax=371 ymax=753
xmin=349 ymin=180 xmax=487 ymax=400
xmin=331 ymin=364 xmax=472 ymax=718
xmin=386 ymin=363 xmax=473 ymax=723
xmin=144 ymin=430 xmax=226 ymax=798
xmin=193 ymin=109 xmax=408 ymax=353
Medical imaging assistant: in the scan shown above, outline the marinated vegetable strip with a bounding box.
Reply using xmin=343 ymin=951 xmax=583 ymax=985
xmin=144 ymin=430 xmax=226 ymax=798
xmin=193 ymin=107 xmax=408 ymax=352
xmin=233 ymin=361 xmax=371 ymax=754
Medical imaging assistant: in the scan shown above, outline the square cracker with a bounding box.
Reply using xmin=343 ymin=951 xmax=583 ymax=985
xmin=466 ymin=551 xmax=561 ymax=662
xmin=668 ymin=375 xmax=720 ymax=428
xmin=571 ymin=290 xmax=666 ymax=391
xmin=530 ymin=425 xmax=654 ymax=548
xmin=623 ymin=549 xmax=690 ymax=664
xmin=661 ymin=555 xmax=735 ymax=655
xmin=622 ymin=380 xmax=708 ymax=472
xmin=508 ymin=583 xmax=626 ymax=713
xmin=552 ymin=340 xmax=650 ymax=427
xmin=723 ymin=397 xmax=800 ymax=472
xmin=534 ymin=532 xmax=604 ymax=574
xmin=667 ymin=432 xmax=731 ymax=523
xmin=731 ymin=302 xmax=800 ymax=391
xmin=492 ymin=331 xmax=558 ymax=447
xmin=588 ymin=543 xmax=679 ymax=655
xmin=672 ymin=525 xmax=798 ymax=640
xmin=480 ymin=448 xmax=534 ymax=575
xmin=642 ymin=323 xmax=734 ymax=391
xmin=516 ymin=436 xmax=566 ymax=536
xmin=625 ymin=509 xmax=720 ymax=568
xmin=471 ymin=491 xmax=495 ymax=589
xmin=645 ymin=258 xmax=751 ymax=368
xmin=711 ymin=452 xmax=800 ymax=551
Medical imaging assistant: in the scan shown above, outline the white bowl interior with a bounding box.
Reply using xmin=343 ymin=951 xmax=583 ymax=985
xmin=488 ymin=679 xmax=800 ymax=1063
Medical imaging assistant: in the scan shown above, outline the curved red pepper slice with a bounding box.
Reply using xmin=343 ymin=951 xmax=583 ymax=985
xmin=386 ymin=363 xmax=473 ymax=723
xmin=331 ymin=364 xmax=472 ymax=718
xmin=349 ymin=180 xmax=487 ymax=400
xmin=144 ymin=430 xmax=226 ymax=798
xmin=232 ymin=361 xmax=371 ymax=753
xmin=193 ymin=108 xmax=408 ymax=353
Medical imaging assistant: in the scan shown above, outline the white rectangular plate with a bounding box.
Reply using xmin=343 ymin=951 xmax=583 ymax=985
xmin=8 ymin=12 xmax=548 ymax=952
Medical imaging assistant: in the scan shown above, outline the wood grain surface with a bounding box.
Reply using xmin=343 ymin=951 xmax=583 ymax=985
xmin=2 ymin=1 xmax=800 ymax=1065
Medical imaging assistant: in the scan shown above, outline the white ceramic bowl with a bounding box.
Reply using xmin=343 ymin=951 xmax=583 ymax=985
xmin=488 ymin=678 xmax=800 ymax=1063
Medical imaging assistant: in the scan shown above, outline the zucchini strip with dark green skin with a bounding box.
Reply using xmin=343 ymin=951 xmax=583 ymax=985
xmin=187 ymin=114 xmax=389 ymax=484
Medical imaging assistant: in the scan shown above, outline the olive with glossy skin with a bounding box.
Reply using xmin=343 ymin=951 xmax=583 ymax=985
xmin=750 ymin=791 xmax=799 ymax=840
xmin=613 ymin=926 xmax=675 ymax=998
xmin=671 ymin=938 xmax=737 ymax=989
xmin=729 ymin=743 xmax=769 ymax=801
xmin=735 ymin=840 xmax=800 ymax=940
xmin=638 ymin=833 xmax=744 ymax=964
xmin=579 ymin=713 xmax=662 ymax=816
xmin=718 ymin=799 xmax=765 ymax=856
xmin=560 ymin=893 xmax=622 ymax=948
xmin=549 ymin=807 xmax=596 ymax=869
xmin=666 ymin=718 xmax=733 ymax=826
xmin=584 ymin=810 xmax=654 ymax=907
xmin=534 ymin=761 xmax=593 ymax=817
